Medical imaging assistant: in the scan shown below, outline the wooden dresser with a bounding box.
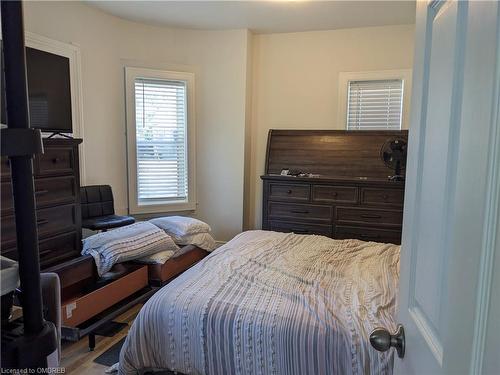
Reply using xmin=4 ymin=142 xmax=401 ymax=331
xmin=1 ymin=138 xmax=83 ymax=268
xmin=0 ymin=137 xmax=159 ymax=350
xmin=261 ymin=130 xmax=407 ymax=244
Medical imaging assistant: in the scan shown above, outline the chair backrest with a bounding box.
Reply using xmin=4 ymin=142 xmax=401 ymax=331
xmin=80 ymin=185 xmax=115 ymax=219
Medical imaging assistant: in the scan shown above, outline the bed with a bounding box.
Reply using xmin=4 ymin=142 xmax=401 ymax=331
xmin=119 ymin=230 xmax=400 ymax=375
xmin=80 ymin=220 xmax=213 ymax=286
xmin=146 ymin=244 xmax=209 ymax=285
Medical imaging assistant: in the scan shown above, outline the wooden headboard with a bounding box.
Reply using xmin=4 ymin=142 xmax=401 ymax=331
xmin=264 ymin=129 xmax=409 ymax=179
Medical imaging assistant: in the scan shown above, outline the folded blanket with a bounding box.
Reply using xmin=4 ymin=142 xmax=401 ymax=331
xmin=82 ymin=222 xmax=176 ymax=276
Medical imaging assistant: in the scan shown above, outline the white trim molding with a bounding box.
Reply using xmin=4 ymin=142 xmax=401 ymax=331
xmin=470 ymin=27 xmax=500 ymax=375
xmin=337 ymin=69 xmax=412 ymax=130
xmin=125 ymin=67 xmax=197 ymax=215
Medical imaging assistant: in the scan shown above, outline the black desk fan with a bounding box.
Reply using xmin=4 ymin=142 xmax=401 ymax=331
xmin=380 ymin=138 xmax=407 ymax=181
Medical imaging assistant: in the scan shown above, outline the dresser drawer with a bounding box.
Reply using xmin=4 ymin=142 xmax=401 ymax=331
xmin=269 ymin=220 xmax=332 ymax=237
xmin=268 ymin=202 xmax=333 ymax=223
xmin=1 ymin=157 xmax=10 ymax=181
xmin=1 ymin=176 xmax=77 ymax=216
xmin=268 ymin=183 xmax=310 ymax=202
xmin=335 ymin=225 xmax=401 ymax=244
xmin=1 ymin=232 xmax=80 ymax=267
xmin=312 ymin=185 xmax=358 ymax=204
xmin=34 ymin=146 xmax=76 ymax=177
xmin=1 ymin=214 xmax=17 ymax=249
xmin=361 ymin=188 xmax=404 ymax=207
xmin=0 ymin=204 xmax=79 ymax=256
xmin=37 ymin=204 xmax=77 ymax=238
xmin=1 ymin=204 xmax=77 ymax=249
xmin=1 ymin=180 xmax=14 ymax=215
xmin=44 ymin=255 xmax=95 ymax=292
xmin=35 ymin=176 xmax=77 ymax=208
xmin=39 ymin=231 xmax=80 ymax=268
xmin=336 ymin=206 xmax=402 ymax=227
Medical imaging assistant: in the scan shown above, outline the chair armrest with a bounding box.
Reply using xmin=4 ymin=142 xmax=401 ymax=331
xmin=41 ymin=272 xmax=61 ymax=365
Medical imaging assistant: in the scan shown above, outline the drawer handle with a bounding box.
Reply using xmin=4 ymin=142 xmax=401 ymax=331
xmin=382 ymin=194 xmax=389 ymax=200
xmin=331 ymin=192 xmax=338 ymax=197
xmin=35 ymin=190 xmax=49 ymax=196
xmin=52 ymin=157 xmax=60 ymax=164
xmin=360 ymin=214 xmax=382 ymax=219
xmin=37 ymin=219 xmax=49 ymax=225
xmin=290 ymin=209 xmax=309 ymax=214
xmin=287 ymin=190 xmax=292 ymax=194
xmin=293 ymin=229 xmax=310 ymax=234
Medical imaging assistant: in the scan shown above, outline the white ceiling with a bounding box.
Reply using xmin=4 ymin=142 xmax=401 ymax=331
xmin=87 ymin=1 xmax=416 ymax=34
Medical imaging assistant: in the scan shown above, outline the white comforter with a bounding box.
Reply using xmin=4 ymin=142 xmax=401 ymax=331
xmin=119 ymin=230 xmax=400 ymax=375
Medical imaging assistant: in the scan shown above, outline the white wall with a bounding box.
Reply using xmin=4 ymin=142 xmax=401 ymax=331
xmin=22 ymin=2 xmax=415 ymax=238
xmin=247 ymin=25 xmax=415 ymax=229
xmin=23 ymin=1 xmax=250 ymax=241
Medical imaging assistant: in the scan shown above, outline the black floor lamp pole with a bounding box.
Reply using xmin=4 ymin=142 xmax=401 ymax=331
xmin=1 ymin=0 xmax=57 ymax=369
xmin=1 ymin=0 xmax=44 ymax=336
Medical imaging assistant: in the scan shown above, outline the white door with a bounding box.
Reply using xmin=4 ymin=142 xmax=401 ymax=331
xmin=376 ymin=1 xmax=500 ymax=374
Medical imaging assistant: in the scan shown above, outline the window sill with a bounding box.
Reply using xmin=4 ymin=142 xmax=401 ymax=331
xmin=129 ymin=201 xmax=197 ymax=215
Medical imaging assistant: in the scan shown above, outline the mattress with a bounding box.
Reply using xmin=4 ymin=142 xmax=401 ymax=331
xmin=119 ymin=230 xmax=400 ymax=375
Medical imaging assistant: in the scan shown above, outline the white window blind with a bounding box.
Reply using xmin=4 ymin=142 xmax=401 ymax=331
xmin=347 ymin=79 xmax=404 ymax=130
xmin=134 ymin=78 xmax=188 ymax=202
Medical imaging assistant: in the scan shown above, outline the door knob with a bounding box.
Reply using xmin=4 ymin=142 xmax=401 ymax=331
xmin=369 ymin=324 xmax=405 ymax=358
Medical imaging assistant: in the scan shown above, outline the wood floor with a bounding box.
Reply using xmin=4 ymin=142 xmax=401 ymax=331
xmin=61 ymin=304 xmax=142 ymax=374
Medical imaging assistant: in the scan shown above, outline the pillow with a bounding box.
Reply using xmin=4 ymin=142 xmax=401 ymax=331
xmin=137 ymin=249 xmax=177 ymax=265
xmin=173 ymin=232 xmax=217 ymax=252
xmin=136 ymin=235 xmax=180 ymax=264
xmin=149 ymin=216 xmax=211 ymax=237
xmin=81 ymin=222 xmax=177 ymax=276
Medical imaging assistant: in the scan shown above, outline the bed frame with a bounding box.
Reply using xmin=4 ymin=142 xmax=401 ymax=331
xmin=47 ymin=245 xmax=209 ymax=350
xmin=147 ymin=245 xmax=209 ymax=286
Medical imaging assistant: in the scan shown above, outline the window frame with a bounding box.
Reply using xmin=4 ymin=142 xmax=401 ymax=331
xmin=125 ymin=67 xmax=196 ymax=214
xmin=337 ymin=69 xmax=412 ymax=130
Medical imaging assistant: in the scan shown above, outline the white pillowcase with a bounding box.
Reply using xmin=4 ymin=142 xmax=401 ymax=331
xmin=173 ymin=232 xmax=217 ymax=252
xmin=149 ymin=216 xmax=212 ymax=237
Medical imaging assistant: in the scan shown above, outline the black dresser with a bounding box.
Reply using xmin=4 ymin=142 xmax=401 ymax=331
xmin=261 ymin=130 xmax=407 ymax=244
xmin=1 ymin=138 xmax=83 ymax=268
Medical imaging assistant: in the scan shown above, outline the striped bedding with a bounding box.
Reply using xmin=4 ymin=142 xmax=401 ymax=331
xmin=119 ymin=230 xmax=400 ymax=375
xmin=82 ymin=222 xmax=177 ymax=276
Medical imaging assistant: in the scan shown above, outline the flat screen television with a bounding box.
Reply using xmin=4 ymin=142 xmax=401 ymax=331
xmin=1 ymin=43 xmax=73 ymax=133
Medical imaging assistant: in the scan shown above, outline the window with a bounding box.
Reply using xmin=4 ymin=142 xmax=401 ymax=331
xmin=338 ymin=70 xmax=412 ymax=131
xmin=126 ymin=67 xmax=195 ymax=214
xmin=347 ymin=79 xmax=403 ymax=130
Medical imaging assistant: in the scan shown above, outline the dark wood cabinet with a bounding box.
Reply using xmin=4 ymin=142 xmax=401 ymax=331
xmin=262 ymin=176 xmax=405 ymax=244
xmin=1 ymin=138 xmax=83 ymax=268
xmin=261 ymin=130 xmax=407 ymax=244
